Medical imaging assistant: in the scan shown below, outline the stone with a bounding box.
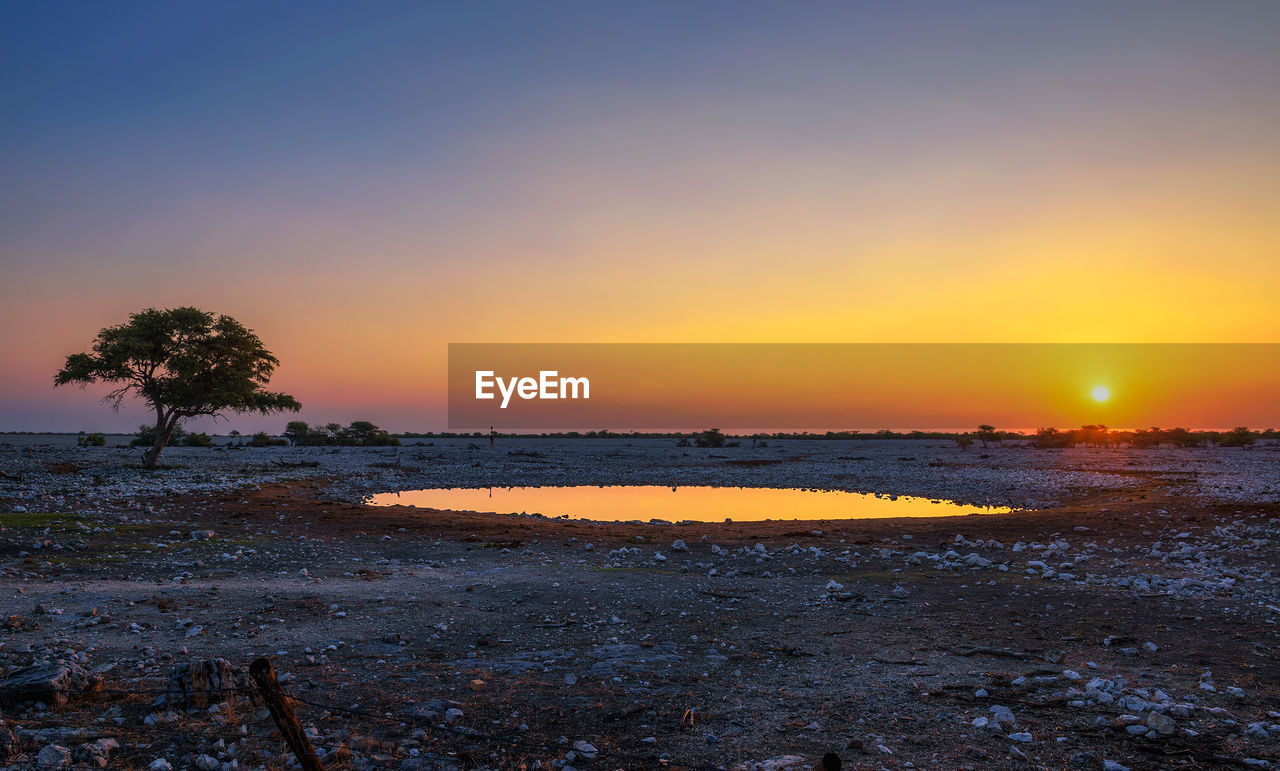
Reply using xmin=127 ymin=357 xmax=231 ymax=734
xmin=1 ymin=659 xmax=100 ymax=707
xmin=747 ymin=757 xmax=807 ymax=771
xmin=165 ymin=659 xmax=242 ymax=710
xmin=38 ymin=744 xmax=72 ymax=768
xmin=1146 ymin=711 xmax=1176 ymax=736
xmin=671 ymin=539 xmax=688 ymax=552
xmin=148 ymin=760 xmax=173 ymax=771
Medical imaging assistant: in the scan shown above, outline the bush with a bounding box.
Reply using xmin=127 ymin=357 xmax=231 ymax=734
xmin=249 ymin=432 xmax=287 ymax=447
xmin=1165 ymin=427 xmax=1204 ymax=449
xmin=1031 ymin=427 xmax=1071 ymax=448
xmin=694 ymin=428 xmax=726 ymax=448
xmin=279 ymin=420 xmax=399 ymax=446
xmin=77 ymin=432 xmax=106 ymax=447
xmin=132 ymin=424 xmax=186 ymax=447
xmin=1218 ymin=426 xmax=1259 ymax=449
xmin=182 ymin=432 xmax=215 ymax=447
xmin=1130 ymin=428 xmax=1163 ymax=449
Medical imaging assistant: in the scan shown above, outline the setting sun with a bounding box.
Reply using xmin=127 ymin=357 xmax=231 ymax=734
xmin=1092 ymin=385 xmax=1111 ymax=402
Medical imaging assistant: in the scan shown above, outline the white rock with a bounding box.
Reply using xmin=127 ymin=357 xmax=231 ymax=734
xmin=1147 ymin=712 xmax=1176 ymax=736
xmin=989 ymin=705 xmax=1016 ymax=727
xmin=38 ymin=745 xmax=71 ymax=768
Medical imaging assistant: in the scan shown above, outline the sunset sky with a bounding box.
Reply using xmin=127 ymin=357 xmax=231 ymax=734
xmin=3 ymin=2 xmax=1279 ymax=432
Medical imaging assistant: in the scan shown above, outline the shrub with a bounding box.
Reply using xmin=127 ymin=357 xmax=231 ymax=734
xmin=280 ymin=420 xmax=399 ymax=446
xmin=249 ymin=432 xmax=287 ymax=447
xmin=1031 ymin=427 xmax=1071 ymax=448
xmin=694 ymin=428 xmax=726 ymax=448
xmin=1218 ymin=426 xmax=1259 ymax=449
xmin=182 ymin=432 xmax=215 ymax=447
xmin=132 ymin=424 xmax=186 ymax=447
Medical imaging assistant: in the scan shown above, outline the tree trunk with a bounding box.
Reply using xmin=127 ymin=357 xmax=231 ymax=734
xmin=142 ymin=409 xmax=176 ymax=468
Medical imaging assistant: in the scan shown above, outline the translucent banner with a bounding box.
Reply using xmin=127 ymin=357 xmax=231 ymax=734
xmin=447 ymin=343 xmax=1280 ymax=430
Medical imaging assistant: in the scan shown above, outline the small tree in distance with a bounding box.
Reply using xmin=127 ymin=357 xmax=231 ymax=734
xmin=55 ymin=307 xmax=300 ymax=468
xmin=975 ymin=424 xmax=1000 ymax=448
xmin=284 ymin=420 xmax=311 ymax=446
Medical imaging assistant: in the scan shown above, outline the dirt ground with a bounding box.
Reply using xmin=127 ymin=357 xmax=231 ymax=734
xmin=3 ymin=446 xmax=1280 ymax=770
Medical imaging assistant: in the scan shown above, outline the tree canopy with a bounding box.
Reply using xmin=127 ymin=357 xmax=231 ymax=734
xmin=55 ymin=307 xmax=300 ymax=466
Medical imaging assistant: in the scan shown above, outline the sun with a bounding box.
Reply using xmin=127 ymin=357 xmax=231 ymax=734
xmin=1091 ymin=385 xmax=1111 ymax=402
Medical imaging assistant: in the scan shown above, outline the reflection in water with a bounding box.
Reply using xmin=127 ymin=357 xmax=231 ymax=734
xmin=367 ymin=485 xmax=1015 ymax=522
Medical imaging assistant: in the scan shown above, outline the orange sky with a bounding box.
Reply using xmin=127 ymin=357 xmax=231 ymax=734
xmin=2 ymin=4 xmax=1279 ymax=432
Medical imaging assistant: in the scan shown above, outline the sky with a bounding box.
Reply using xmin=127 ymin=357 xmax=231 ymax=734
xmin=2 ymin=2 xmax=1279 ymax=432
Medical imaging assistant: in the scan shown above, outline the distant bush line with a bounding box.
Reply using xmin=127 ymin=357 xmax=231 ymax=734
xmin=283 ymin=421 xmax=400 ymax=446
xmin=1025 ymin=425 xmax=1271 ymax=449
xmin=53 ymin=425 xmax=1280 ymax=450
xmin=390 ymin=426 xmax=1276 ymax=449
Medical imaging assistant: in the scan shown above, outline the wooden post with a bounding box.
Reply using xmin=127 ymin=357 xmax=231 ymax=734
xmin=249 ymin=657 xmax=325 ymax=771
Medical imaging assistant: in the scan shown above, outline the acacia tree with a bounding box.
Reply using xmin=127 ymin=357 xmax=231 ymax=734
xmin=55 ymin=307 xmax=300 ymax=467
xmin=975 ymin=424 xmax=1000 ymax=448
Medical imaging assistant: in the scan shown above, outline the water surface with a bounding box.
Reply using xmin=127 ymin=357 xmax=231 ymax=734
xmin=368 ymin=485 xmax=1014 ymax=522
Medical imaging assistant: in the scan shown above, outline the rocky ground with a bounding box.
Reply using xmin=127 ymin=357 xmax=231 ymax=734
xmin=1 ymin=438 xmax=1279 ymax=770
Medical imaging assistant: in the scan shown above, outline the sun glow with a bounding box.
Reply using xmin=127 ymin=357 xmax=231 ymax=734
xmin=1091 ymin=385 xmax=1111 ymax=402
